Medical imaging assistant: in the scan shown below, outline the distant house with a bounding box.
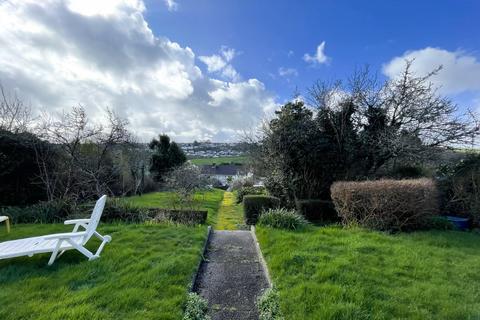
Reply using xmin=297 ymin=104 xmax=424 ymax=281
xmin=200 ymin=164 xmax=244 ymax=185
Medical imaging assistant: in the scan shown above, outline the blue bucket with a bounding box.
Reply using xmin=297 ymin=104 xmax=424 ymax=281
xmin=446 ymin=216 xmax=470 ymax=230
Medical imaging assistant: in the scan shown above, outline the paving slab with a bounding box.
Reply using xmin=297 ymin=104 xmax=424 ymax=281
xmin=194 ymin=230 xmax=269 ymax=320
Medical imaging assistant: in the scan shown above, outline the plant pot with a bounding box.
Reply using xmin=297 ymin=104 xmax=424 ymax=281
xmin=445 ymin=216 xmax=470 ymax=230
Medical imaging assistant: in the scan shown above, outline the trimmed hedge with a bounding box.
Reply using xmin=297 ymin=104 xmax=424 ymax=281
xmin=236 ymin=186 xmax=266 ymax=204
xmin=151 ymin=209 xmax=208 ymax=225
xmin=331 ymin=178 xmax=439 ymax=231
xmin=243 ymin=195 xmax=280 ymax=225
xmin=295 ymin=199 xmax=337 ymax=222
xmin=102 ymin=198 xmax=149 ymax=222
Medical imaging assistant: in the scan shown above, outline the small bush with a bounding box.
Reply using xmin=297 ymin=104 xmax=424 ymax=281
xmin=389 ymin=165 xmax=429 ymax=179
xmin=258 ymin=288 xmax=284 ymax=320
xmin=258 ymin=208 xmax=309 ymax=230
xmin=231 ymin=175 xmax=255 ymax=191
xmin=331 ymin=178 xmax=439 ymax=231
xmin=236 ymin=186 xmax=266 ymax=204
xmin=243 ymin=195 xmax=280 ymax=225
xmin=183 ymin=293 xmax=210 ymax=320
xmin=102 ymin=198 xmax=149 ymax=222
xmin=1 ymin=199 xmax=74 ymax=224
xmin=295 ymin=199 xmax=336 ymax=222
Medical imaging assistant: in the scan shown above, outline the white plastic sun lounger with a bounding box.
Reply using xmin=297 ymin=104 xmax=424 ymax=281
xmin=0 ymin=195 xmax=111 ymax=265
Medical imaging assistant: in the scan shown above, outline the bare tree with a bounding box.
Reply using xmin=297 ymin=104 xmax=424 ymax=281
xmin=0 ymin=84 xmax=32 ymax=133
xmin=36 ymin=106 xmax=132 ymax=201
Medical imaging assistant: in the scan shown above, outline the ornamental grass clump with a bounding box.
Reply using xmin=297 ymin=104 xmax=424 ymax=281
xmin=258 ymin=208 xmax=309 ymax=230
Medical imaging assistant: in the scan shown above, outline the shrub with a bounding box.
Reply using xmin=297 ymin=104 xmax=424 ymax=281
xmin=230 ymin=175 xmax=255 ymax=191
xmin=102 ymin=198 xmax=149 ymax=222
xmin=258 ymin=208 xmax=309 ymax=230
xmin=389 ymin=165 xmax=429 ymax=179
xmin=438 ymin=154 xmax=480 ymax=225
xmin=236 ymin=186 xmax=266 ymax=204
xmin=1 ymin=199 xmax=74 ymax=224
xmin=243 ymin=195 xmax=280 ymax=225
xmin=295 ymin=199 xmax=336 ymax=222
xmin=183 ymin=293 xmax=210 ymax=320
xmin=258 ymin=288 xmax=284 ymax=320
xmin=331 ymin=178 xmax=439 ymax=231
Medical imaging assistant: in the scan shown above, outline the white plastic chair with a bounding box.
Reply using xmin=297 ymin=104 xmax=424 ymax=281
xmin=0 ymin=195 xmax=111 ymax=265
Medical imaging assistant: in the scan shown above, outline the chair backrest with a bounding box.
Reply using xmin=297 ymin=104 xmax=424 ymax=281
xmin=83 ymin=195 xmax=107 ymax=244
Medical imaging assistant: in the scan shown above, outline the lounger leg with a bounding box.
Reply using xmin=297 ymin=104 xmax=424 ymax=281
xmin=94 ymin=235 xmax=112 ymax=257
xmin=48 ymin=240 xmax=63 ymax=266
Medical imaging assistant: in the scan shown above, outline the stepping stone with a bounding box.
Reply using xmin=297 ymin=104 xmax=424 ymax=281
xmin=194 ymin=230 xmax=269 ymax=320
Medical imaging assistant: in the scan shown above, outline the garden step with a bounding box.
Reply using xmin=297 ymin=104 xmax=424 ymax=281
xmin=194 ymin=230 xmax=269 ymax=320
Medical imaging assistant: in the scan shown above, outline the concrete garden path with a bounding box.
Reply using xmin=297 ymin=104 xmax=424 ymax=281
xmin=194 ymin=230 xmax=269 ymax=319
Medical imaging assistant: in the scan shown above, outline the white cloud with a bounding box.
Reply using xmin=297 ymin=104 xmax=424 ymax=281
xmin=303 ymin=41 xmax=329 ymax=65
xmin=278 ymin=67 xmax=298 ymax=77
xmin=164 ymin=0 xmax=178 ymax=11
xmin=383 ymin=47 xmax=480 ymax=95
xmin=0 ymin=0 xmax=275 ymax=141
xmin=199 ymin=46 xmax=240 ymax=82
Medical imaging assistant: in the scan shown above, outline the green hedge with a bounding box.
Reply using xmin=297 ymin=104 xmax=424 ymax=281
xmin=236 ymin=186 xmax=266 ymax=204
xmin=295 ymin=199 xmax=337 ymax=222
xmin=243 ymin=195 xmax=280 ymax=225
xmin=1 ymin=199 xmax=74 ymax=224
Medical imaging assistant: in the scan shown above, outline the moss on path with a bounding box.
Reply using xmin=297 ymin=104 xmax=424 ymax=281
xmin=215 ymin=192 xmax=245 ymax=230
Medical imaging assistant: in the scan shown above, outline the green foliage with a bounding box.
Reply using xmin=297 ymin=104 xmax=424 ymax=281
xmin=149 ymin=134 xmax=187 ymax=181
xmin=256 ymin=225 xmax=480 ymax=319
xmin=0 ymin=223 xmax=208 ymax=320
xmin=261 ymin=101 xmax=337 ymax=205
xmin=183 ymin=293 xmax=210 ymax=320
xmin=295 ymin=199 xmax=337 ymax=222
xmin=1 ymin=199 xmax=74 ymax=224
xmin=0 ymin=130 xmax=53 ymax=205
xmin=389 ymin=165 xmax=429 ymax=179
xmin=243 ymin=195 xmax=280 ymax=225
xmin=258 ymin=208 xmax=309 ymax=230
xmin=258 ymin=288 xmax=284 ymax=320
xmin=438 ymin=154 xmax=480 ymax=225
xmin=235 ymin=186 xmax=266 ymax=204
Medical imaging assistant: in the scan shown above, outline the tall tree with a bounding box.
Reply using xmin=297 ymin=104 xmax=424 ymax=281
xmin=149 ymin=134 xmax=186 ymax=181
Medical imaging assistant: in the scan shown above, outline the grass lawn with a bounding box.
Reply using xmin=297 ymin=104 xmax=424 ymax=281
xmin=215 ymin=192 xmax=245 ymax=230
xmin=124 ymin=189 xmax=224 ymax=225
xmin=0 ymin=223 xmax=208 ymax=320
xmin=256 ymin=225 xmax=480 ymax=320
xmin=189 ymin=156 xmax=248 ymax=165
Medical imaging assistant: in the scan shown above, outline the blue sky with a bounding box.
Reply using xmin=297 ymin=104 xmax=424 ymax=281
xmin=0 ymin=0 xmax=479 ymax=141
xmin=145 ymin=0 xmax=480 ymax=102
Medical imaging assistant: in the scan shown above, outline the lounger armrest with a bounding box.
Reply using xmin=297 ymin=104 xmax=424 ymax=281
xmin=43 ymin=232 xmax=87 ymax=240
xmin=64 ymin=219 xmax=90 ymax=225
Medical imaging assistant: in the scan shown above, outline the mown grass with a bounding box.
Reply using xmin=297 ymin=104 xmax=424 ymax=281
xmin=189 ymin=156 xmax=248 ymax=165
xmin=215 ymin=192 xmax=244 ymax=230
xmin=0 ymin=223 xmax=208 ymax=320
xmin=256 ymin=225 xmax=480 ymax=320
xmin=124 ymin=189 xmax=224 ymax=225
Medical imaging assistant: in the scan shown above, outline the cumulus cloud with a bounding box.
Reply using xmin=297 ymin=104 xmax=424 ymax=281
xmin=383 ymin=47 xmax=480 ymax=95
xmin=303 ymin=41 xmax=330 ymax=65
xmin=0 ymin=0 xmax=276 ymax=141
xmin=278 ymin=67 xmax=298 ymax=77
xmin=199 ymin=46 xmax=240 ymax=82
xmin=164 ymin=0 xmax=178 ymax=11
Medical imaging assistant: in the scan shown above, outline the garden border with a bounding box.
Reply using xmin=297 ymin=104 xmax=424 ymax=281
xmin=250 ymin=225 xmax=272 ymax=288
xmin=189 ymin=225 xmax=212 ymax=292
